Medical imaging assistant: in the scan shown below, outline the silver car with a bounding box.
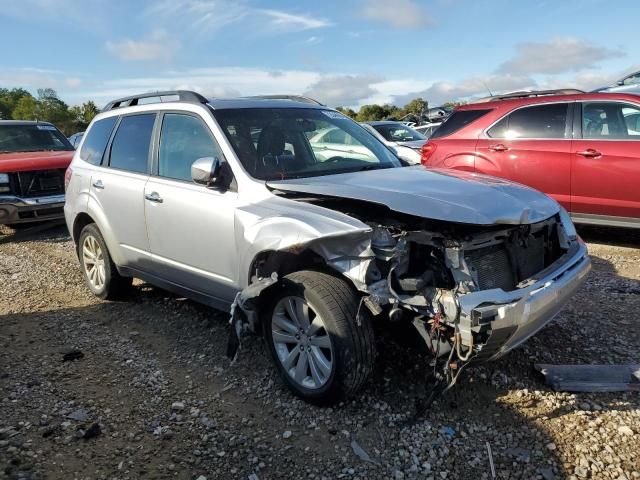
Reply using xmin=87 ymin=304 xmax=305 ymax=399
xmin=64 ymin=91 xmax=591 ymax=403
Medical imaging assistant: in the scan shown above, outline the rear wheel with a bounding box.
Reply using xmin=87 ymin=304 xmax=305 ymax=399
xmin=78 ymin=223 xmax=132 ymax=300
xmin=264 ymin=270 xmax=375 ymax=404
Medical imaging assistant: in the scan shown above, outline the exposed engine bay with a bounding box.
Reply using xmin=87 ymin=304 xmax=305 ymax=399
xmin=230 ymin=188 xmax=590 ymax=403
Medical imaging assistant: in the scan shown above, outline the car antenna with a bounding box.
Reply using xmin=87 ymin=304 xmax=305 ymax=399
xmin=482 ymin=80 xmax=494 ymax=97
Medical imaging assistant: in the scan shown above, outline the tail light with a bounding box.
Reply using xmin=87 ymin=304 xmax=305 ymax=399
xmin=64 ymin=166 xmax=73 ymax=191
xmin=420 ymin=142 xmax=437 ymax=165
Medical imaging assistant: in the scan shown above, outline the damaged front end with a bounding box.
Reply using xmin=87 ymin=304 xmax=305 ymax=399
xmin=230 ymin=190 xmax=590 ymax=397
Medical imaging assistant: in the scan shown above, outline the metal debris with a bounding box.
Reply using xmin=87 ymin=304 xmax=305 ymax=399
xmin=536 ymin=364 xmax=640 ymax=392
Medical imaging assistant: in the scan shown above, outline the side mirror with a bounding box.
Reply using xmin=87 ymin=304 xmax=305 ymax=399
xmin=191 ymin=157 xmax=222 ymax=188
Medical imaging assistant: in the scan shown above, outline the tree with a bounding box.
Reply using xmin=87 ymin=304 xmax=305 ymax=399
xmin=356 ymin=104 xmax=394 ymax=122
xmin=0 ymin=88 xmax=33 ymax=120
xmin=335 ymin=106 xmax=357 ymax=119
xmin=69 ymin=101 xmax=99 ymax=132
xmin=402 ymin=98 xmax=427 ymax=119
xmin=12 ymin=95 xmax=38 ymax=120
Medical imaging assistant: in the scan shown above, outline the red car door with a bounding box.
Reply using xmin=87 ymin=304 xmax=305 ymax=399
xmin=571 ymin=101 xmax=640 ymax=225
xmin=474 ymin=102 xmax=573 ymax=209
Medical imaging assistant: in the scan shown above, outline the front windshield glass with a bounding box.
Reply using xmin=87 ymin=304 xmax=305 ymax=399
xmin=214 ymin=108 xmax=401 ymax=180
xmin=0 ymin=124 xmax=73 ymax=153
xmin=372 ymin=123 xmax=426 ymax=142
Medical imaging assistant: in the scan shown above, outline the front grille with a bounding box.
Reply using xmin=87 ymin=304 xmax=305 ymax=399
xmin=465 ymin=226 xmax=559 ymax=292
xmin=10 ymin=169 xmax=65 ymax=197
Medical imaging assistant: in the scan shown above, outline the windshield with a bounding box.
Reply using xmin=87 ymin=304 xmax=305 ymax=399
xmin=214 ymin=108 xmax=401 ymax=180
xmin=0 ymin=124 xmax=73 ymax=153
xmin=372 ymin=123 xmax=426 ymax=142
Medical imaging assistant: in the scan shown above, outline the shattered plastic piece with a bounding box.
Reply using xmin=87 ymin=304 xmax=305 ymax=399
xmin=536 ymin=364 xmax=640 ymax=392
xmin=440 ymin=426 xmax=455 ymax=438
xmin=66 ymin=409 xmax=89 ymax=422
xmin=351 ymin=439 xmax=378 ymax=465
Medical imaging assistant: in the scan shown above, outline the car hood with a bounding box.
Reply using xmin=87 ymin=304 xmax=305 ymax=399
xmin=395 ymin=140 xmax=427 ymax=149
xmin=267 ymin=165 xmax=560 ymax=225
xmin=0 ymin=150 xmax=74 ymax=173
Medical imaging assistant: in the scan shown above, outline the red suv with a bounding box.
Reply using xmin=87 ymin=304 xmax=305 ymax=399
xmin=421 ymin=90 xmax=640 ymax=228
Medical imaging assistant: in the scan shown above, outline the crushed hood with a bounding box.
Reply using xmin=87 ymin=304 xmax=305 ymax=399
xmin=267 ymin=165 xmax=560 ymax=225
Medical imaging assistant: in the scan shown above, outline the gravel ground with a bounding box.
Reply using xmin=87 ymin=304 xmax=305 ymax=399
xmin=0 ymin=223 xmax=638 ymax=480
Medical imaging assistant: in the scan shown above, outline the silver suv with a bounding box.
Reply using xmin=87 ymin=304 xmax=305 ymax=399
xmin=65 ymin=91 xmax=591 ymax=403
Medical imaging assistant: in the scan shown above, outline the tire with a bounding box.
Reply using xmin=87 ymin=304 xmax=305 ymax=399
xmin=264 ymin=270 xmax=376 ymax=404
xmin=78 ymin=223 xmax=132 ymax=300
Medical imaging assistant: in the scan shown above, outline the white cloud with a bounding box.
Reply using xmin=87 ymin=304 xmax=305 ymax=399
xmin=65 ymin=78 xmax=82 ymax=88
xmin=360 ymin=0 xmax=433 ymax=29
xmin=258 ymin=9 xmax=332 ymax=30
xmin=304 ymin=75 xmax=384 ymax=107
xmin=148 ymin=0 xmax=331 ymax=34
xmin=498 ymin=37 xmax=623 ymax=75
xmin=105 ymin=30 xmax=180 ymax=62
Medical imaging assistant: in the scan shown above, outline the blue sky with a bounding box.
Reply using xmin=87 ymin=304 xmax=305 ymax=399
xmin=0 ymin=0 xmax=638 ymax=108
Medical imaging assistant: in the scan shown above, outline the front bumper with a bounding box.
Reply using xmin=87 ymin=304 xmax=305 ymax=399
xmin=0 ymin=194 xmax=65 ymax=224
xmin=457 ymin=241 xmax=591 ymax=361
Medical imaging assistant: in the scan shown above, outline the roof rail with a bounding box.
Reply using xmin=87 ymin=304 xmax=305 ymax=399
xmin=472 ymin=89 xmax=586 ymax=103
xmin=102 ymin=90 xmax=208 ymax=112
xmin=246 ymin=95 xmax=325 ymax=106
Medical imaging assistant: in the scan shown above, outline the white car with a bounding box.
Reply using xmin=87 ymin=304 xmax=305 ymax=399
xmin=414 ymin=122 xmax=442 ymax=138
xmin=361 ymin=121 xmax=427 ymax=164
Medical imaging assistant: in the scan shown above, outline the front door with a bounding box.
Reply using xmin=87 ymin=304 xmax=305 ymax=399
xmin=144 ymin=112 xmax=238 ymax=303
xmin=571 ymin=101 xmax=640 ymax=225
xmin=475 ymin=102 xmax=573 ymax=210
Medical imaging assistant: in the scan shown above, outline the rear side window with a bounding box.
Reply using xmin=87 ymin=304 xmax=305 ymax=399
xmin=108 ymin=114 xmax=156 ymax=174
xmin=80 ymin=117 xmax=117 ymax=165
xmin=488 ymin=103 xmax=569 ymax=139
xmin=582 ymin=102 xmax=640 ymax=139
xmin=430 ymin=109 xmax=491 ymax=139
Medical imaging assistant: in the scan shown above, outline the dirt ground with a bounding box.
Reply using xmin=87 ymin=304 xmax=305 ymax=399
xmin=0 ymin=223 xmax=638 ymax=480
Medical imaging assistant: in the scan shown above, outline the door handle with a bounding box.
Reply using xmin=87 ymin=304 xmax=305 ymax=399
xmin=488 ymin=144 xmax=509 ymax=152
xmin=92 ymin=180 xmax=104 ymax=189
xmin=576 ymin=149 xmax=602 ymax=158
xmin=144 ymin=192 xmax=163 ymax=203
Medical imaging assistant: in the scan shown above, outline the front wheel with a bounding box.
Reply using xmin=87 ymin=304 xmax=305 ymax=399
xmin=264 ymin=270 xmax=376 ymax=404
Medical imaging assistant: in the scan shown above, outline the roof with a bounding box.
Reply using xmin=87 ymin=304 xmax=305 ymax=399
xmin=0 ymin=120 xmax=55 ymax=126
xmin=364 ymin=121 xmax=403 ymax=126
xmin=458 ymin=92 xmax=640 ymax=111
xmin=207 ymin=97 xmax=328 ymax=110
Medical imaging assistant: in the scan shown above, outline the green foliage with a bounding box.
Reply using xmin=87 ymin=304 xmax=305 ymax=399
xmin=335 ymin=106 xmax=357 ymax=119
xmin=402 ymin=98 xmax=427 ymax=117
xmin=0 ymin=87 xmax=98 ymax=135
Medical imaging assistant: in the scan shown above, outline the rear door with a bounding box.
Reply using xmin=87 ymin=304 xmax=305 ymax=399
xmin=144 ymin=112 xmax=239 ymax=303
xmin=475 ymin=102 xmax=573 ymax=209
xmin=571 ymin=101 xmax=640 ymax=224
xmin=90 ymin=113 xmax=156 ymax=267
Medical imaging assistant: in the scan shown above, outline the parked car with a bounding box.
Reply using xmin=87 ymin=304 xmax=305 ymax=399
xmin=421 ymin=90 xmax=640 ymax=228
xmin=361 ymin=121 xmax=427 ymax=164
xmin=68 ymin=131 xmax=85 ymax=149
xmin=65 ymin=90 xmax=590 ymax=403
xmin=414 ymin=122 xmax=442 ymax=138
xmin=0 ymin=120 xmax=74 ymax=226
xmin=594 ymin=70 xmax=640 ymax=95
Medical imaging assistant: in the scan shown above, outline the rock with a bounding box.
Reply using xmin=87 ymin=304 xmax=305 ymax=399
xmin=171 ymin=401 xmax=185 ymax=411
xmin=62 ymin=349 xmax=84 ymax=362
xmin=195 ymin=476 xmax=207 ymax=480
xmin=546 ymin=442 xmax=557 ymax=451
xmin=618 ymin=426 xmax=634 ymax=436
xmin=83 ymin=423 xmax=101 ymax=440
xmin=282 ymin=430 xmax=292 ymax=439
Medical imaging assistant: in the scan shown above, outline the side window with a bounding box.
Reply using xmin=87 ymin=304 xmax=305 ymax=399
xmin=582 ymin=102 xmax=640 ymax=139
xmin=488 ymin=103 xmax=569 ymax=139
xmin=430 ymin=109 xmax=491 ymax=139
xmin=80 ymin=117 xmax=117 ymax=165
xmin=108 ymin=114 xmax=156 ymax=173
xmin=158 ymin=114 xmax=224 ymax=181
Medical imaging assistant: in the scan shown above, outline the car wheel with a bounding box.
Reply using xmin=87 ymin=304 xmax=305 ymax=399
xmin=78 ymin=223 xmax=132 ymax=300
xmin=264 ymin=270 xmax=376 ymax=404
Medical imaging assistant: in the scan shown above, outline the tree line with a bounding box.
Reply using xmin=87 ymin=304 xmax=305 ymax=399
xmin=0 ymin=88 xmax=99 ymax=136
xmin=336 ymin=98 xmax=462 ymax=123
